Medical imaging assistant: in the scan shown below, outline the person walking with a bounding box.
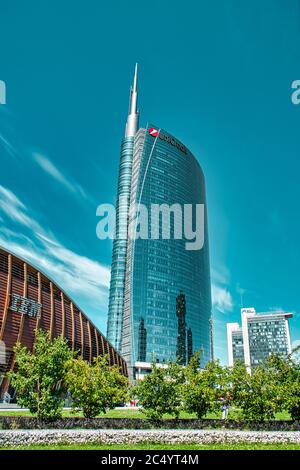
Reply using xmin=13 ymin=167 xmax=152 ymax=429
xmin=221 ymin=397 xmax=229 ymax=420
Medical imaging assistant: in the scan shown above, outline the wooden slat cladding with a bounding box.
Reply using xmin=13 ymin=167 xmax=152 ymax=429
xmin=34 ymin=271 xmax=42 ymax=339
xmin=87 ymin=321 xmax=92 ymax=363
xmin=60 ymin=292 xmax=66 ymax=338
xmin=21 ymin=264 xmax=37 ymax=350
xmin=0 ymin=247 xmax=127 ymax=397
xmin=82 ymin=316 xmax=90 ymax=361
xmin=52 ymin=287 xmax=63 ymax=338
xmin=0 ymin=253 xmax=11 ymax=341
xmin=94 ymin=327 xmax=99 ymax=356
xmin=79 ymin=311 xmax=84 ymax=358
xmin=70 ymin=302 xmax=76 ymax=351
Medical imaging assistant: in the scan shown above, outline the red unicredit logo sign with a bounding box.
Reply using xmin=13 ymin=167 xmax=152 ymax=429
xmin=148 ymin=127 xmax=187 ymax=154
xmin=148 ymin=127 xmax=159 ymax=137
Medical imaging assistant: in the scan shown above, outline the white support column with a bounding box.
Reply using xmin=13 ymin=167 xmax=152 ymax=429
xmin=241 ymin=308 xmax=256 ymax=373
xmin=286 ymin=318 xmax=292 ymax=354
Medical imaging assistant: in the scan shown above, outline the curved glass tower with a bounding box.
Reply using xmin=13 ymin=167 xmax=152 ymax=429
xmin=107 ymin=65 xmax=139 ymax=351
xmin=107 ymin=65 xmax=212 ymax=378
xmin=121 ymin=126 xmax=212 ymax=377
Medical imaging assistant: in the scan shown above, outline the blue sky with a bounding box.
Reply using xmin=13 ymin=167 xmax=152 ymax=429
xmin=0 ymin=0 xmax=299 ymax=363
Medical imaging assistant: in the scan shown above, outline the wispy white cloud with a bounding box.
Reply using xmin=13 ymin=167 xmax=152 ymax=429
xmin=0 ymin=132 xmax=19 ymax=159
xmin=0 ymin=185 xmax=44 ymax=234
xmin=268 ymin=306 xmax=284 ymax=312
xmin=212 ymin=283 xmax=233 ymax=314
xmin=211 ymin=266 xmax=233 ymax=314
xmin=211 ymin=267 xmax=230 ymax=286
xmin=292 ymin=340 xmax=300 ymax=363
xmin=0 ymin=124 xmax=94 ymax=206
xmin=32 ymin=152 xmax=92 ymax=203
xmin=0 ymin=185 xmax=109 ymax=316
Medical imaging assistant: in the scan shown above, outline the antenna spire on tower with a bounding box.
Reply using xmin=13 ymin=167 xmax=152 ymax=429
xmin=125 ymin=63 xmax=139 ymax=137
xmin=133 ymin=63 xmax=138 ymax=93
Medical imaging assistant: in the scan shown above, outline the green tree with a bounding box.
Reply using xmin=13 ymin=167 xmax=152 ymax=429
xmin=283 ymin=374 xmax=300 ymax=420
xmin=65 ymin=355 xmax=128 ymax=418
xmin=286 ymin=346 xmax=300 ymax=419
xmin=133 ymin=361 xmax=185 ymax=421
xmin=183 ymin=353 xmax=230 ymax=418
xmin=284 ymin=347 xmax=300 ymax=420
xmin=8 ymin=330 xmax=73 ymax=420
xmin=266 ymin=351 xmax=300 ymax=420
xmin=230 ymin=361 xmax=281 ymax=421
xmin=228 ymin=360 xmax=249 ymax=406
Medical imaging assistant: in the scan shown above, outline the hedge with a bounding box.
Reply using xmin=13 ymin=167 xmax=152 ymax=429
xmin=0 ymin=416 xmax=300 ymax=431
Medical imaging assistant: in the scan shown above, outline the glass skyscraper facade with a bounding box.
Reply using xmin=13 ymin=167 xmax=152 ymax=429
xmin=227 ymin=308 xmax=293 ymax=370
xmin=107 ymin=65 xmax=139 ymax=352
xmin=122 ymin=125 xmax=212 ymax=376
xmin=232 ymin=330 xmax=244 ymax=364
xmin=106 ymin=136 xmax=135 ymax=352
xmin=247 ymin=314 xmax=292 ymax=367
xmin=107 ymin=66 xmax=212 ymax=378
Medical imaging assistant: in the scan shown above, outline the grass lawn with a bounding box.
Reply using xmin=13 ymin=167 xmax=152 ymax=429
xmin=0 ymin=442 xmax=300 ymax=450
xmin=0 ymin=409 xmax=292 ymax=420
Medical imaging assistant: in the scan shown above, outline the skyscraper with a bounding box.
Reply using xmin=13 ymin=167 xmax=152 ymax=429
xmin=107 ymin=65 xmax=139 ymax=352
xmin=227 ymin=307 xmax=293 ymax=370
xmin=107 ymin=65 xmax=212 ymax=378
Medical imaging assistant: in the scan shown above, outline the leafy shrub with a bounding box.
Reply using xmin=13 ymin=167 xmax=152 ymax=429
xmin=183 ymin=353 xmax=229 ymax=418
xmin=8 ymin=330 xmax=73 ymax=421
xmin=65 ymin=356 xmax=128 ymax=418
xmin=133 ymin=362 xmax=185 ymax=421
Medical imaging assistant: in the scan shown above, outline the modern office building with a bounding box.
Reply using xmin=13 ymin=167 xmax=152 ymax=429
xmin=0 ymin=247 xmax=127 ymax=399
xmin=227 ymin=307 xmax=293 ymax=369
xmin=227 ymin=322 xmax=244 ymax=366
xmin=107 ymin=64 xmax=139 ymax=353
xmin=107 ymin=65 xmax=212 ymax=379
